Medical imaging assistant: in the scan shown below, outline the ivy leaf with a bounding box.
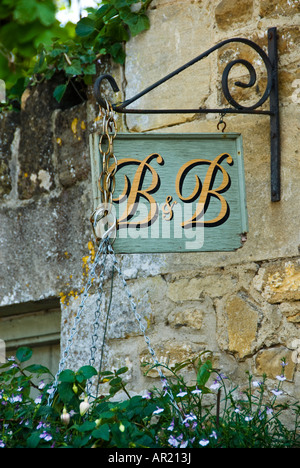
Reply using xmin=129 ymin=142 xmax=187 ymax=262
xmin=75 ymin=17 xmax=97 ymax=37
xmin=92 ymin=423 xmax=110 ymax=441
xmin=120 ymin=11 xmax=150 ymax=36
xmin=76 ymin=365 xmax=97 ymax=382
xmin=65 ymin=59 xmax=83 ymax=76
xmin=58 ymin=369 xmax=76 ymax=383
xmin=53 ymin=83 xmax=67 ymax=102
xmin=16 ymin=347 xmax=33 ymax=363
xmin=24 ymin=364 xmax=51 ymax=375
xmin=26 ymin=431 xmax=41 ymax=448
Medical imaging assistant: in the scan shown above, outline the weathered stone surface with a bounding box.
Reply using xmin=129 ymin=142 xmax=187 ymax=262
xmin=253 ymin=261 xmax=300 ymax=304
xmin=124 ymin=0 xmax=212 ymax=131
xmin=55 ymin=103 xmax=89 ymax=188
xmin=255 ymin=347 xmax=295 ymax=381
xmin=215 ymin=0 xmax=254 ymax=30
xmin=225 ymin=295 xmax=258 ymax=358
xmin=0 ymin=112 xmax=20 ymax=198
xmin=0 ymin=185 xmax=92 ymax=307
xmin=259 ymin=0 xmax=300 ymax=18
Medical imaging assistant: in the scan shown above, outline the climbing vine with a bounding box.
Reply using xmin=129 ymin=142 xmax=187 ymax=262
xmin=0 ymin=0 xmax=153 ymax=111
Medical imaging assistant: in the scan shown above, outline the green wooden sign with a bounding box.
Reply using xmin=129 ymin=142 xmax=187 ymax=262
xmin=89 ymin=133 xmax=248 ymax=253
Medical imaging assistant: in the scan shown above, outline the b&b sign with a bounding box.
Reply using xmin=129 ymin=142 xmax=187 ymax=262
xmin=89 ymin=133 xmax=248 ymax=253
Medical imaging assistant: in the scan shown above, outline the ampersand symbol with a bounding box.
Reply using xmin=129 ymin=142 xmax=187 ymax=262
xmin=162 ymin=195 xmax=177 ymax=221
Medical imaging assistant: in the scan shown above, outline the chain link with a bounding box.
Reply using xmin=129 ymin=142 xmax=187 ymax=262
xmin=98 ymin=101 xmax=118 ymax=205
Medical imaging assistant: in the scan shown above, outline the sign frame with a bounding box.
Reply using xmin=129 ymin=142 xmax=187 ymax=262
xmin=89 ymin=133 xmax=248 ymax=254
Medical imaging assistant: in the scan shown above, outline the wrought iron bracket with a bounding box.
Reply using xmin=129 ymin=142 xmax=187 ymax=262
xmin=94 ymin=27 xmax=280 ymax=201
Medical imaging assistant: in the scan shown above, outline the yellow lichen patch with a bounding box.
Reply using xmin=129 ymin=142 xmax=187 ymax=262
xmin=81 ymin=120 xmax=86 ymax=130
xmin=82 ymin=240 xmax=96 ymax=277
xmin=71 ymin=118 xmax=78 ymax=135
xmin=264 ymin=262 xmax=300 ymax=303
xmin=56 ymin=137 xmax=62 ymax=146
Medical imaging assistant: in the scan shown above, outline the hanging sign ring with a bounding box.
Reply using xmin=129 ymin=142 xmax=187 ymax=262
xmin=90 ymin=203 xmax=117 ymax=244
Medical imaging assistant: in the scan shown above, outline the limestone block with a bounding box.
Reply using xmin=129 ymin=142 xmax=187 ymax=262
xmin=279 ymin=302 xmax=300 ymax=323
xmin=139 ymin=339 xmax=205 ymax=377
xmin=259 ymin=0 xmax=300 ymax=18
xmin=124 ymin=1 xmax=212 ymax=131
xmin=167 ymin=273 xmax=235 ymax=302
xmin=225 ymin=295 xmax=258 ymax=358
xmin=261 ymin=261 xmax=300 ymax=303
xmin=255 ymin=347 xmax=295 ymax=381
xmin=215 ymin=0 xmax=254 ymax=30
xmin=167 ymin=307 xmax=204 ymax=330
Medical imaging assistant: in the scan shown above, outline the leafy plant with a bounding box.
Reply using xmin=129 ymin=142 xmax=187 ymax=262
xmin=0 ymin=0 xmax=153 ymax=111
xmin=0 ymin=0 xmax=75 ymax=107
xmin=1 ymin=346 xmax=299 ymax=448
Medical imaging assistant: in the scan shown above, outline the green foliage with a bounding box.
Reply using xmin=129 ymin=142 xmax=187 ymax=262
xmin=0 ymin=0 xmax=75 ymax=104
xmin=0 ymin=347 xmax=299 ymax=448
xmin=0 ymin=0 xmax=153 ymax=110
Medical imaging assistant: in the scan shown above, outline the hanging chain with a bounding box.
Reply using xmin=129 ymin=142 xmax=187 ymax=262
xmin=90 ymin=100 xmax=118 ymax=245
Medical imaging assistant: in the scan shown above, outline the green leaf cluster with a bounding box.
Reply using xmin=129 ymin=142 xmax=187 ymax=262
xmin=1 ymin=346 xmax=299 ymax=448
xmin=0 ymin=0 xmax=153 ymax=110
xmin=0 ymin=0 xmax=75 ymax=103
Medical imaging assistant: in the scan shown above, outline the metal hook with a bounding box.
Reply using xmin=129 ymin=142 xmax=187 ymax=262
xmin=93 ymin=74 xmax=120 ymax=110
xmin=217 ymin=113 xmax=226 ymax=132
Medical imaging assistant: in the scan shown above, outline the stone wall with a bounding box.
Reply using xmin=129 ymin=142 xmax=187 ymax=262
xmin=0 ymin=0 xmax=299 ymax=405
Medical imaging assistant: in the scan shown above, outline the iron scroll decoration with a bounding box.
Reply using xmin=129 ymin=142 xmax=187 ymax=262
xmin=94 ymin=27 xmax=280 ymax=202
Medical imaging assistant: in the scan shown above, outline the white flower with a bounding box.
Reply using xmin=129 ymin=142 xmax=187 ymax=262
xmin=191 ymin=387 xmax=202 ymax=395
xmin=276 ymin=375 xmax=286 ymax=382
xmin=271 ymin=389 xmax=283 ymax=396
xmin=199 ymin=439 xmax=209 ymax=447
xmin=210 ymin=382 xmax=221 ymax=391
xmin=176 ymin=389 xmax=188 ymax=398
xmin=168 ymin=435 xmax=179 ymax=448
xmin=180 ymin=440 xmax=188 ymax=448
xmin=79 ymin=397 xmax=90 ymax=416
xmin=252 ymin=381 xmax=261 ymax=387
xmin=61 ymin=408 xmax=70 ymax=426
xmin=153 ymin=407 xmax=164 ymax=415
xmin=34 ymin=395 xmax=42 ymax=404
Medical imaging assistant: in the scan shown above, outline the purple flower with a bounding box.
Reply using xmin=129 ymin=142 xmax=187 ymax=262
xmin=0 ymin=440 xmax=5 ymax=448
xmin=168 ymin=435 xmax=179 ymax=448
xmin=40 ymin=431 xmax=53 ymax=442
xmin=35 ymin=395 xmax=42 ymax=404
xmin=9 ymin=394 xmax=22 ymax=403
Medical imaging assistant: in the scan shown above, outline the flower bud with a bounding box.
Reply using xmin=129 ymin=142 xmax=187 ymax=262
xmin=61 ymin=407 xmax=70 ymax=426
xmin=80 ymin=397 xmax=90 ymax=416
xmin=72 ymin=383 xmax=78 ymax=394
